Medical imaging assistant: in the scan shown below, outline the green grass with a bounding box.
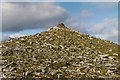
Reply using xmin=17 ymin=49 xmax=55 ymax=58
xmin=1 ymin=25 xmax=120 ymax=78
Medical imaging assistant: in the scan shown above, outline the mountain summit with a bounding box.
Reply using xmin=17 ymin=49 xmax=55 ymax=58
xmin=1 ymin=23 xmax=120 ymax=78
xmin=57 ymin=23 xmax=68 ymax=29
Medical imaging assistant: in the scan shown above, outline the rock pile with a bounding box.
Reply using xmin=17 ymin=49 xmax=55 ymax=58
xmin=57 ymin=23 xmax=68 ymax=29
xmin=0 ymin=23 xmax=120 ymax=78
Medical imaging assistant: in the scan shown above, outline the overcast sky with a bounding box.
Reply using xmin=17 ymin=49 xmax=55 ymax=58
xmin=1 ymin=1 xmax=119 ymax=43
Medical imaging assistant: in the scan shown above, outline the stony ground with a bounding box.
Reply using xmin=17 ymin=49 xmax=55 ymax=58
xmin=0 ymin=23 xmax=120 ymax=78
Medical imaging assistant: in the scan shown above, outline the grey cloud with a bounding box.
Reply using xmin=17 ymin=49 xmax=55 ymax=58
xmin=65 ymin=17 xmax=87 ymax=33
xmin=80 ymin=10 xmax=94 ymax=18
xmin=1 ymin=34 xmax=10 ymax=41
xmin=2 ymin=0 xmax=119 ymax=2
xmin=2 ymin=0 xmax=38 ymax=2
xmin=89 ymin=18 xmax=118 ymax=43
xmin=2 ymin=2 xmax=69 ymax=32
xmin=1 ymin=33 xmax=25 ymax=42
xmin=65 ymin=17 xmax=118 ymax=43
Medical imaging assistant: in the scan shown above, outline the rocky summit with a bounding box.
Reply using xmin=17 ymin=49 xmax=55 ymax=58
xmin=0 ymin=23 xmax=120 ymax=78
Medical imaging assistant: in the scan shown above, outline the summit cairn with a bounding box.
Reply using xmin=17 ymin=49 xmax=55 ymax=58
xmin=57 ymin=23 xmax=68 ymax=29
xmin=49 ymin=23 xmax=68 ymax=30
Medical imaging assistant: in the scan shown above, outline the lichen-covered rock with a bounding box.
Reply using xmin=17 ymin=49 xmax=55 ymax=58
xmin=0 ymin=23 xmax=120 ymax=78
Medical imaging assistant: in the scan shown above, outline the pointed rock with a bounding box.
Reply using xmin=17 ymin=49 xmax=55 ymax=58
xmin=57 ymin=23 xmax=68 ymax=29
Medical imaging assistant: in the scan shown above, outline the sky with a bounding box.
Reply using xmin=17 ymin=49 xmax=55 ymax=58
xmin=1 ymin=0 xmax=119 ymax=43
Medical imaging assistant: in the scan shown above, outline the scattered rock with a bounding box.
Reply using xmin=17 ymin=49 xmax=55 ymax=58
xmin=1 ymin=23 xmax=120 ymax=78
